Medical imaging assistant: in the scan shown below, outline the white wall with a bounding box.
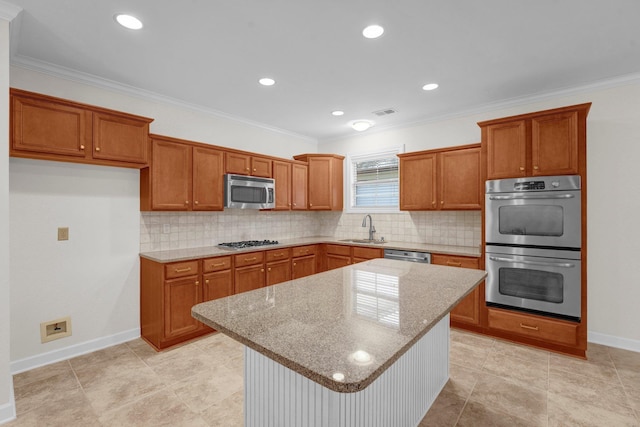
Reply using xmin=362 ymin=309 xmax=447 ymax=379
xmin=0 ymin=16 xmax=15 ymax=424
xmin=320 ymin=82 xmax=640 ymax=349
xmin=8 ymin=68 xmax=317 ymax=370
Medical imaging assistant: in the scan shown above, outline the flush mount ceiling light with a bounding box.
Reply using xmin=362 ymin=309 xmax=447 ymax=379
xmin=422 ymin=83 xmax=439 ymax=91
xmin=258 ymin=77 xmax=276 ymax=86
xmin=362 ymin=24 xmax=384 ymax=39
xmin=331 ymin=110 xmax=345 ymax=116
xmin=351 ymin=120 xmax=374 ymax=132
xmin=114 ymin=14 xmax=143 ymax=30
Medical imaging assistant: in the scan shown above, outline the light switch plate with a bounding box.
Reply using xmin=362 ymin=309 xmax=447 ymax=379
xmin=58 ymin=227 xmax=69 ymax=241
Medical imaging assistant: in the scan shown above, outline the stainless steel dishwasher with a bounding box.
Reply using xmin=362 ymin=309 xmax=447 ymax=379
xmin=384 ymin=248 xmax=431 ymax=263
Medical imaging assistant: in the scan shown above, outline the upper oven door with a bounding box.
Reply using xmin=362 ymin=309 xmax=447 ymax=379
xmin=485 ymin=176 xmax=581 ymax=249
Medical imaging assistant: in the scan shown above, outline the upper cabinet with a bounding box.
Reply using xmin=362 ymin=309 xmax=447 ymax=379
xmin=140 ymin=135 xmax=224 ymax=211
xmin=225 ymin=152 xmax=272 ymax=177
xmin=479 ymin=103 xmax=591 ymax=179
xmin=10 ymin=88 xmax=153 ymax=168
xmin=273 ymin=160 xmax=292 ymax=210
xmin=398 ymin=144 xmax=481 ymax=211
xmin=291 ymin=163 xmax=308 ymax=210
xmin=293 ymin=154 xmax=344 ymax=211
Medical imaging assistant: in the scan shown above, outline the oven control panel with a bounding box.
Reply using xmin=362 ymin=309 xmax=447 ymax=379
xmin=513 ymin=181 xmax=546 ymax=191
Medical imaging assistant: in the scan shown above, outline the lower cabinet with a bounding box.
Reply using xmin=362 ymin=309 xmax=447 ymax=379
xmin=266 ymin=248 xmax=292 ymax=286
xmin=292 ymin=245 xmax=317 ymax=279
xmin=325 ymin=244 xmax=383 ymax=270
xmin=202 ymin=256 xmax=233 ymax=302
xmin=234 ymin=251 xmax=266 ymax=294
xmin=431 ymin=254 xmax=482 ymax=327
xmin=164 ymin=275 xmax=204 ymax=339
xmin=487 ymin=307 xmax=578 ymax=347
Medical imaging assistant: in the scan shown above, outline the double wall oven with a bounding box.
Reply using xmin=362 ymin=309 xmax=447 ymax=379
xmin=485 ymin=175 xmax=582 ymax=321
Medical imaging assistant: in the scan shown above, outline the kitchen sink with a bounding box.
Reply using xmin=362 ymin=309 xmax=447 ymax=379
xmin=338 ymin=239 xmax=388 ymax=244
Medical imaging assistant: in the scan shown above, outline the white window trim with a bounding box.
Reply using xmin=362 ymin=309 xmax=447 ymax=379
xmin=344 ymin=145 xmax=404 ymax=214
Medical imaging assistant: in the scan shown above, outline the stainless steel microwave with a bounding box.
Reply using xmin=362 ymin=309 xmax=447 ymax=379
xmin=224 ymin=174 xmax=275 ymax=209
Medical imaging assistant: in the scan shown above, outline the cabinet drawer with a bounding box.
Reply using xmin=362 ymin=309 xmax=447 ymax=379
xmin=203 ymin=256 xmax=232 ymax=273
xmin=487 ymin=308 xmax=578 ymax=346
xmin=326 ymin=244 xmax=351 ymax=256
xmin=292 ymin=245 xmax=316 ymax=258
xmin=431 ymin=254 xmax=480 ymax=269
xmin=266 ymin=248 xmax=291 ymax=262
xmin=165 ymin=260 xmax=199 ymax=279
xmin=352 ymin=246 xmax=383 ymax=260
xmin=234 ymin=251 xmax=264 ymax=268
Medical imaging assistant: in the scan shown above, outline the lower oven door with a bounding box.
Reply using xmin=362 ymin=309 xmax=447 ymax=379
xmin=485 ymin=246 xmax=581 ymax=320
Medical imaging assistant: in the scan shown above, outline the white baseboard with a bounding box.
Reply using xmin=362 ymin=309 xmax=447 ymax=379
xmin=10 ymin=328 xmax=140 ymax=375
xmin=0 ymin=379 xmax=16 ymax=426
xmin=588 ymin=331 xmax=640 ymax=353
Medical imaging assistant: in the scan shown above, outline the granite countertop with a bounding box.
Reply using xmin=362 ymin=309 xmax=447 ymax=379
xmin=140 ymin=236 xmax=481 ymax=263
xmin=192 ymin=258 xmax=486 ymax=393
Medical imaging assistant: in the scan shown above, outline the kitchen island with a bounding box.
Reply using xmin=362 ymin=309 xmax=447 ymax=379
xmin=192 ymin=258 xmax=486 ymax=427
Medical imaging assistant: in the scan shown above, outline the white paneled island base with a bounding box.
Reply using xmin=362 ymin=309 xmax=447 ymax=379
xmin=244 ymin=315 xmax=449 ymax=427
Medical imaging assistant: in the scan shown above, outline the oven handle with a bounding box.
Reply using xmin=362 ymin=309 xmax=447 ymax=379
xmin=488 ymin=194 xmax=575 ymax=200
xmin=488 ymin=256 xmax=576 ymax=268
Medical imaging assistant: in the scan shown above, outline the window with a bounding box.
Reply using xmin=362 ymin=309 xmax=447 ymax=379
xmin=346 ymin=147 xmax=402 ymax=213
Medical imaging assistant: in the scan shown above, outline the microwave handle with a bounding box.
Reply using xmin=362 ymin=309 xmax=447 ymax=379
xmin=488 ymin=256 xmax=575 ymax=269
xmin=488 ymin=194 xmax=575 ymax=201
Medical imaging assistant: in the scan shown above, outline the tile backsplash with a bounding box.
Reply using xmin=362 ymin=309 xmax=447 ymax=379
xmin=140 ymin=210 xmax=481 ymax=252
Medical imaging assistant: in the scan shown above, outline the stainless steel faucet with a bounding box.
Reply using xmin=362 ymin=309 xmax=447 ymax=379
xmin=362 ymin=214 xmax=376 ymax=241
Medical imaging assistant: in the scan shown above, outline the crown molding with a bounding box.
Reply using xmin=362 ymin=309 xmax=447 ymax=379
xmin=10 ymin=55 xmax=318 ymax=144
xmin=0 ymin=0 xmax=21 ymax=21
xmin=320 ymin=71 xmax=640 ymax=144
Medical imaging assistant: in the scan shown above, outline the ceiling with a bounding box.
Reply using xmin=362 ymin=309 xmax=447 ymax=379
xmin=5 ymin=0 xmax=640 ymax=141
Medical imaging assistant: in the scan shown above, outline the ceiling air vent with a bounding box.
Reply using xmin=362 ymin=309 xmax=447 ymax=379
xmin=372 ymin=108 xmax=397 ymax=117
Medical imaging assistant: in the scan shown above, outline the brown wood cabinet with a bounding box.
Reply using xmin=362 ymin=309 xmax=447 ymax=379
xmin=234 ymin=251 xmax=265 ymax=294
xmin=266 ymin=248 xmax=292 ymax=285
xmin=431 ymin=254 xmax=482 ymax=327
xmin=292 ymin=245 xmax=318 ymax=279
xmin=10 ymin=88 xmax=152 ymax=168
xmin=479 ymin=103 xmax=591 ymax=179
xmin=202 ymin=256 xmax=233 ymax=302
xmin=225 ymin=152 xmax=272 ymax=177
xmin=398 ymin=144 xmax=481 ymax=211
xmin=487 ymin=307 xmax=578 ymax=347
xmin=291 ymin=163 xmax=308 ymax=210
xmin=325 ymin=244 xmax=383 ymax=270
xmin=273 ymin=161 xmax=292 ymax=210
xmin=140 ymin=135 xmax=224 ymax=211
xmin=352 ymin=246 xmax=384 ymax=264
xmin=293 ymin=154 xmax=344 ymax=211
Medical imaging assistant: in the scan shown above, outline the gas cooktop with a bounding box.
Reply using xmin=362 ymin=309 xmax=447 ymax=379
xmin=218 ymin=240 xmax=280 ymax=250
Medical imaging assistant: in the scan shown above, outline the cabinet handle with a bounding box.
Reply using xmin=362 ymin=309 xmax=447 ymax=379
xmin=210 ymin=262 xmax=226 ymax=267
xmin=195 ymin=281 xmax=200 ymax=286
xmin=261 ymin=268 xmax=265 ymax=272
xmin=205 ymin=279 xmax=209 ymax=284
xmin=440 ymin=201 xmax=444 ymax=205
xmin=95 ymin=147 xmax=101 ymax=152
xmin=246 ymin=168 xmax=250 ymax=171
xmin=533 ymin=165 xmax=539 ymax=170
xmin=519 ymin=166 xmax=525 ymax=171
xmin=253 ymin=168 xmax=257 ymax=172
xmin=174 ymin=267 xmax=192 ymax=273
xmin=288 ymin=203 xmax=292 ymax=207
xmin=194 ymin=201 xmax=199 ymax=205
xmin=244 ymin=257 xmax=257 ymax=262
xmin=446 ymin=261 xmax=462 ymax=267
xmin=185 ymin=201 xmax=190 ymax=204
xmin=80 ymin=145 xmax=85 ymax=150
xmin=268 ymin=267 xmax=271 ymax=272
xmin=273 ymin=253 xmax=284 ymax=257
xmin=519 ymin=323 xmax=539 ymax=331
xmin=293 ymin=203 xmax=296 ymax=207
xmin=293 ymin=262 xmax=297 ymax=266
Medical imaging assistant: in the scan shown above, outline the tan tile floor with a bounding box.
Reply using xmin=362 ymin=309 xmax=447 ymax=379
xmin=6 ymin=329 xmax=640 ymax=426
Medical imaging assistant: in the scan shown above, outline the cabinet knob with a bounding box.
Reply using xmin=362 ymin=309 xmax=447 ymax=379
xmin=533 ymin=165 xmax=539 ymax=170
xmin=440 ymin=201 xmax=444 ymax=205
xmin=80 ymin=145 xmax=85 ymax=150
xmin=195 ymin=281 xmax=200 ymax=286
xmin=205 ymin=279 xmax=209 ymax=284
xmin=194 ymin=201 xmax=199 ymax=205
xmin=310 ymin=203 xmax=313 ymax=207
xmin=185 ymin=201 xmax=190 ymax=204
xmin=261 ymin=268 xmax=265 ymax=273
xmin=246 ymin=168 xmax=250 ymax=171
xmin=95 ymin=147 xmax=101 ymax=152
xmin=268 ymin=267 xmax=271 ymax=272
xmin=519 ymin=166 xmax=525 ymax=171
xmin=253 ymin=168 xmax=257 ymax=172
xmin=293 ymin=262 xmax=297 ymax=266
xmin=432 ymin=201 xmax=435 ymax=206
xmin=293 ymin=203 xmax=296 ymax=207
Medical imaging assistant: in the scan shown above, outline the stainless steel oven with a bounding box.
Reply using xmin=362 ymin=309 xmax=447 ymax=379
xmin=485 ymin=175 xmax=581 ymax=249
xmin=485 ymin=246 xmax=581 ymax=320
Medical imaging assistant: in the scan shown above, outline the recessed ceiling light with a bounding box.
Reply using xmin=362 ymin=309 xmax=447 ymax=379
xmin=351 ymin=120 xmax=374 ymax=132
xmin=362 ymin=24 xmax=384 ymax=39
xmin=259 ymin=77 xmax=276 ymax=86
xmin=332 ymin=110 xmax=345 ymax=116
xmin=114 ymin=14 xmax=143 ymax=30
xmin=422 ymin=83 xmax=439 ymax=91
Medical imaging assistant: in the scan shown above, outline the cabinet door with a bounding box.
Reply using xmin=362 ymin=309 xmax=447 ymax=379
xmin=251 ymin=156 xmax=273 ymax=178
xmin=11 ymin=94 xmax=91 ymax=158
xmin=485 ymin=120 xmax=528 ymax=179
xmin=235 ymin=264 xmax=265 ymax=294
xmin=399 ymin=153 xmax=437 ymax=210
xmin=292 ymin=255 xmax=316 ymax=279
xmin=266 ymin=259 xmax=291 ymax=286
xmin=439 ymin=147 xmax=481 ymax=210
xmin=291 ymin=163 xmax=308 ymax=210
xmin=327 ymin=254 xmax=351 ymax=271
xmin=225 ymin=152 xmax=251 ymax=175
xmin=92 ymin=111 xmax=149 ymax=164
xmin=307 ymin=157 xmax=333 ymax=210
xmin=203 ymin=270 xmax=233 ymax=302
xmin=150 ymin=139 xmax=192 ymax=210
xmin=193 ymin=147 xmax=224 ymax=211
xmin=164 ymin=276 xmax=202 ymax=339
xmin=273 ymin=161 xmax=292 ymax=210
xmin=531 ymin=111 xmax=578 ymax=176
xmin=432 ymin=254 xmax=481 ymax=326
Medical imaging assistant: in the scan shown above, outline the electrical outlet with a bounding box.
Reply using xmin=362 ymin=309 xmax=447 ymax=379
xmin=40 ymin=316 xmax=72 ymax=343
xmin=57 ymin=227 xmax=69 ymax=241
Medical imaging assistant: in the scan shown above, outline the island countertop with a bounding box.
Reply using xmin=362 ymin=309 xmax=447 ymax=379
xmin=192 ymin=258 xmax=486 ymax=393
